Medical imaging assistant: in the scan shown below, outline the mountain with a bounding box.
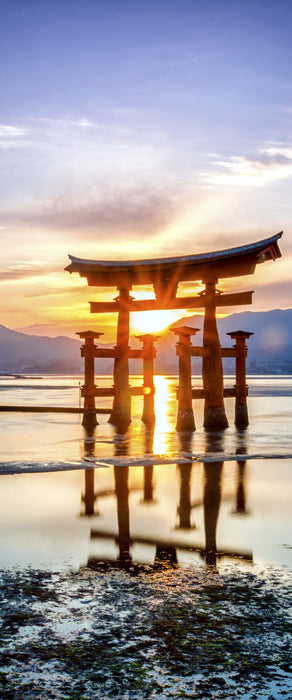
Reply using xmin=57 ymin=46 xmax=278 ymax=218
xmin=157 ymin=308 xmax=292 ymax=374
xmin=0 ymin=325 xmax=112 ymax=374
xmin=0 ymin=308 xmax=291 ymax=374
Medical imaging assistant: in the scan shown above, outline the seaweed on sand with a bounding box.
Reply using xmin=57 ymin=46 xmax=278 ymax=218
xmin=0 ymin=565 xmax=290 ymax=699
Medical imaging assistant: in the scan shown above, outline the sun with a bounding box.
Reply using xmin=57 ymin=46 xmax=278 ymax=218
xmin=131 ymin=310 xmax=183 ymax=335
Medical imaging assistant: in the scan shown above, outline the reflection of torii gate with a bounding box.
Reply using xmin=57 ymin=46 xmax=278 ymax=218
xmin=66 ymin=232 xmax=282 ymax=431
xmin=81 ymin=430 xmax=252 ymax=571
xmin=89 ymin=460 xmax=252 ymax=571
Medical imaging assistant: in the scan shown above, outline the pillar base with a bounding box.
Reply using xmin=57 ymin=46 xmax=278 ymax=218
xmin=204 ymin=547 xmax=217 ymax=568
xmin=142 ymin=404 xmax=155 ymax=427
xmin=235 ymin=405 xmax=249 ymax=428
xmin=154 ymin=545 xmax=178 ymax=571
xmin=82 ymin=409 xmax=98 ymax=431
xmin=176 ymin=407 xmax=195 ymax=432
xmin=204 ymin=406 xmax=228 ymax=431
xmin=108 ymin=406 xmax=131 ymax=434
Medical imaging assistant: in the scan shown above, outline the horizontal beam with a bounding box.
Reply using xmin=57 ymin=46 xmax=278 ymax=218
xmin=213 ymin=291 xmax=253 ymax=307
xmin=221 ymin=348 xmax=238 ymax=358
xmin=90 ymin=290 xmax=253 ymax=313
xmin=81 ymin=386 xmax=145 ymax=397
xmin=94 ymin=348 xmax=118 ymax=358
xmin=178 ymin=346 xmax=237 ymax=358
xmin=91 ymin=387 xmax=115 ymax=397
xmin=84 ymin=348 xmax=155 ymax=359
xmin=88 ymin=386 xmax=247 ymax=399
xmin=128 ymin=349 xmax=144 ymax=359
xmin=90 ymin=529 xmax=252 ymax=560
xmin=0 ymin=405 xmax=110 ymax=414
xmin=191 ymin=388 xmax=206 ymax=399
xmin=191 ymin=387 xmax=238 ymax=399
xmin=224 ymin=387 xmax=237 ymax=398
xmin=190 ymin=347 xmax=209 ymax=358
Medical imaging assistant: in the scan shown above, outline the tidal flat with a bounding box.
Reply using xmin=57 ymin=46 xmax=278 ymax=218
xmin=0 ymin=564 xmax=291 ymax=699
xmin=0 ymin=375 xmax=291 ymax=698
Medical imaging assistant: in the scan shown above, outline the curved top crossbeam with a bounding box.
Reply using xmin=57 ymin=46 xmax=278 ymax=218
xmin=65 ymin=232 xmax=282 ymax=287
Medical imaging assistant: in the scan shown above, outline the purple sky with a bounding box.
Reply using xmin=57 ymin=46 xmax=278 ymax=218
xmin=0 ymin=0 xmax=291 ymax=337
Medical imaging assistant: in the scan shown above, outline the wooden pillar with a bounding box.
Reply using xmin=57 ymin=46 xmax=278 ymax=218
xmin=172 ymin=326 xmax=200 ymax=432
xmin=177 ymin=464 xmax=193 ymax=528
xmin=154 ymin=544 xmax=178 ymax=570
xmin=202 ymin=281 xmax=228 ymax=430
xmin=203 ymin=461 xmax=223 ymax=567
xmin=227 ymin=331 xmax=253 ymax=428
xmin=81 ymin=430 xmax=98 ymax=516
xmin=232 ymin=433 xmax=249 ymax=515
xmin=234 ymin=461 xmax=248 ymax=514
xmin=109 ymin=288 xmax=131 ymax=431
xmin=114 ymin=466 xmax=132 ymax=568
xmin=81 ymin=470 xmax=96 ymax=516
xmin=77 ymin=330 xmax=103 ymax=430
xmin=143 ymin=466 xmax=155 ymax=503
xmin=136 ymin=333 xmax=158 ymax=426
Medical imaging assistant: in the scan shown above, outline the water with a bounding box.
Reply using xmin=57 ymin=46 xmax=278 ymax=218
xmin=0 ymin=375 xmax=291 ymax=698
xmin=0 ymin=374 xmax=291 ymax=573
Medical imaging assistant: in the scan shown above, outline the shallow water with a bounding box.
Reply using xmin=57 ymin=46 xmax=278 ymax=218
xmin=0 ymin=375 xmax=291 ymax=698
xmin=0 ymin=374 xmax=291 ymax=573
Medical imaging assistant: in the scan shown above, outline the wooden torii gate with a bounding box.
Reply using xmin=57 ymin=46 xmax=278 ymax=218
xmin=66 ymin=232 xmax=282 ymax=431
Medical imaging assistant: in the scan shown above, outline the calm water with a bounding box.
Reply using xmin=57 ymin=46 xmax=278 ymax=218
xmin=0 ymin=374 xmax=291 ymax=572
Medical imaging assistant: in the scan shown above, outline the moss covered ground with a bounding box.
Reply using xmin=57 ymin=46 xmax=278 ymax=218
xmin=0 ymin=564 xmax=291 ymax=699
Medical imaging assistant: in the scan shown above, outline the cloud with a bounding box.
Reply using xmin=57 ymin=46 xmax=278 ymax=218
xmin=203 ymin=143 xmax=292 ymax=186
xmin=36 ymin=117 xmax=95 ymax=129
xmin=0 ymin=124 xmax=27 ymax=137
xmin=0 ymin=262 xmax=54 ymax=282
xmin=2 ymin=185 xmax=184 ymax=241
xmin=0 ymin=123 xmax=29 ymax=149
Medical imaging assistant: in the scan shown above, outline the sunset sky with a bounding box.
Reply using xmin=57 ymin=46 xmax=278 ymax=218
xmin=0 ymin=0 xmax=291 ymax=341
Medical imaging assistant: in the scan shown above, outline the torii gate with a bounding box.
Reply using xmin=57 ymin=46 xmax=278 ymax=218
xmin=66 ymin=232 xmax=282 ymax=431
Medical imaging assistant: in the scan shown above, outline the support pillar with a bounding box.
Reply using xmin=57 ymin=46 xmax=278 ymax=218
xmin=227 ymin=331 xmax=253 ymax=428
xmin=136 ymin=333 xmax=158 ymax=427
xmin=114 ymin=465 xmax=132 ymax=568
xmin=81 ymin=470 xmax=97 ymax=516
xmin=109 ymin=288 xmax=131 ymax=431
xmin=203 ymin=461 xmax=223 ymax=568
xmin=142 ymin=466 xmax=155 ymax=503
xmin=202 ymin=282 xmax=228 ymax=430
xmin=77 ymin=331 xmax=103 ymax=430
xmin=80 ymin=429 xmax=99 ymax=517
xmin=172 ymin=326 xmax=200 ymax=432
xmin=177 ymin=464 xmax=193 ymax=528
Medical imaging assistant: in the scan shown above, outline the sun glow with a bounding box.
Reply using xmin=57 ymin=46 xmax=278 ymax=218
xmin=131 ymin=310 xmax=183 ymax=335
xmin=153 ymin=375 xmax=174 ymax=454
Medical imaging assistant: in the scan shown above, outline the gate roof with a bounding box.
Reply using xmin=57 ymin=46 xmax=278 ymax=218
xmin=65 ymin=232 xmax=282 ymax=287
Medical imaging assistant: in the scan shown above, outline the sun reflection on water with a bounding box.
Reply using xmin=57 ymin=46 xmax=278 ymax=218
xmin=153 ymin=376 xmax=175 ymax=455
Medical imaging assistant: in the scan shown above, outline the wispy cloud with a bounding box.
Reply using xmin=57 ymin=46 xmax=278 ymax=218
xmin=2 ymin=185 xmax=183 ymax=243
xmin=0 ymin=123 xmax=29 ymax=149
xmin=0 ymin=262 xmax=53 ymax=283
xmin=0 ymin=124 xmax=27 ymax=137
xmin=203 ymin=143 xmax=292 ymax=186
xmin=36 ymin=117 xmax=95 ymax=129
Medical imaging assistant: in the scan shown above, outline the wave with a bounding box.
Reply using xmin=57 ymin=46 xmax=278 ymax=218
xmin=0 ymin=451 xmax=291 ymax=475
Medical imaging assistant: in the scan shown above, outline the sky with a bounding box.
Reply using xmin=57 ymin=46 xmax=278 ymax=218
xmin=0 ymin=0 xmax=291 ymax=340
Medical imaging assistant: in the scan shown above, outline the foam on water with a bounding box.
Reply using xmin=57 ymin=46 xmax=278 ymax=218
xmin=0 ymin=450 xmax=292 ymax=475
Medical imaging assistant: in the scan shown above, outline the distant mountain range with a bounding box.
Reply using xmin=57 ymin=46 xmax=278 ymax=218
xmin=0 ymin=308 xmax=291 ymax=374
xmin=159 ymin=308 xmax=292 ymax=374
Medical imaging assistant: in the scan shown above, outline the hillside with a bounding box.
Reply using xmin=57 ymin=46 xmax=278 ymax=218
xmin=0 ymin=325 xmax=112 ymax=374
xmin=0 ymin=308 xmax=291 ymax=374
xmin=157 ymin=308 xmax=292 ymax=374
